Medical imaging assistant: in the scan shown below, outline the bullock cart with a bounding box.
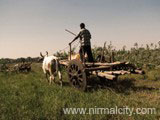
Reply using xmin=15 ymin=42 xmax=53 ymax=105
xmin=59 ymin=44 xmax=144 ymax=91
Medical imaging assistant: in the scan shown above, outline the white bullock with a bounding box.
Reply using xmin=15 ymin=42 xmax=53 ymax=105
xmin=40 ymin=52 xmax=62 ymax=86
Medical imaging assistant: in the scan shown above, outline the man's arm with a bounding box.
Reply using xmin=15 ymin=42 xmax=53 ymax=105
xmin=69 ymin=32 xmax=80 ymax=45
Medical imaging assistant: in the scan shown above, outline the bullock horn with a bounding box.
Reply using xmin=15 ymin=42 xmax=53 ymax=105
xmin=46 ymin=51 xmax=48 ymax=56
xmin=40 ymin=52 xmax=44 ymax=58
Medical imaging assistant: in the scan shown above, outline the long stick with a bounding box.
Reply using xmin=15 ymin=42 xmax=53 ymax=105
xmin=65 ymin=29 xmax=77 ymax=60
xmin=65 ymin=29 xmax=77 ymax=36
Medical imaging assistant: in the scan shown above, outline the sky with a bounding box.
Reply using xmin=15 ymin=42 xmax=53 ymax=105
xmin=0 ymin=0 xmax=160 ymax=58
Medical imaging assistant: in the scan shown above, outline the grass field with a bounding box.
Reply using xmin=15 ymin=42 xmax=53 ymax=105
xmin=0 ymin=63 xmax=160 ymax=120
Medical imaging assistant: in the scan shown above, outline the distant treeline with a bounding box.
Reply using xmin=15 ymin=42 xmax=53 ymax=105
xmin=0 ymin=57 xmax=42 ymax=64
xmin=1 ymin=42 xmax=160 ymax=69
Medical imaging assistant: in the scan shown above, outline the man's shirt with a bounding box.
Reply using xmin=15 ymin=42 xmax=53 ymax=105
xmin=78 ymin=28 xmax=91 ymax=46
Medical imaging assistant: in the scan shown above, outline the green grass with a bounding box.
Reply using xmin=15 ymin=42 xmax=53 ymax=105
xmin=0 ymin=63 xmax=160 ymax=120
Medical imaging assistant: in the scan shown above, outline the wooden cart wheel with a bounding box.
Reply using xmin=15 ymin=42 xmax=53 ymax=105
xmin=68 ymin=59 xmax=87 ymax=91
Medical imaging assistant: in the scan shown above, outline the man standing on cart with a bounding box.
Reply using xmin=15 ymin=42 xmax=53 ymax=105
xmin=69 ymin=23 xmax=94 ymax=62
